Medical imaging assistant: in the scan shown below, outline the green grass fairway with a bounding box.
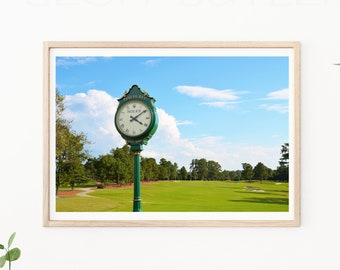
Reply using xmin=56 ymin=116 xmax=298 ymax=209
xmin=56 ymin=181 xmax=288 ymax=212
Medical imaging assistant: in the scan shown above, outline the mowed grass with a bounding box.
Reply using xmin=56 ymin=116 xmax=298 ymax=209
xmin=56 ymin=181 xmax=288 ymax=212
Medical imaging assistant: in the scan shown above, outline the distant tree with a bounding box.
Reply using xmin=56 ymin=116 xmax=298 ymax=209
xmin=171 ymin=162 xmax=179 ymax=180
xmin=197 ymin=158 xmax=208 ymax=180
xmin=55 ymin=90 xmax=90 ymax=193
xmin=221 ymin=170 xmax=230 ymax=181
xmin=179 ymin=166 xmax=188 ymax=180
xmin=190 ymin=158 xmax=209 ymax=180
xmin=141 ymin=157 xmax=159 ymax=181
xmin=229 ymin=170 xmax=242 ymax=181
xmin=189 ymin=159 xmax=199 ymax=180
xmin=279 ymin=143 xmax=289 ymax=167
xmin=110 ymin=145 xmax=133 ymax=185
xmin=207 ymin=160 xmax=222 ymax=180
xmin=241 ymin=163 xmax=254 ymax=182
xmin=276 ymin=143 xmax=289 ymax=182
xmin=253 ymin=162 xmax=269 ymax=183
xmin=84 ymin=158 xmax=99 ymax=182
xmin=159 ymin=158 xmax=173 ymax=180
xmin=96 ymin=154 xmax=116 ymax=184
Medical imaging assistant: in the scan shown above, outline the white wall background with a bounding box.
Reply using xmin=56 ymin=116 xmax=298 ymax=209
xmin=1 ymin=1 xmax=340 ymax=269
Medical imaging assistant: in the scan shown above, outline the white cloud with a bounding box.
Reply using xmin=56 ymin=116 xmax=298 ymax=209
xmin=141 ymin=150 xmax=159 ymax=159
xmin=149 ymin=117 xmax=280 ymax=170
xmin=236 ymin=145 xmax=279 ymax=169
xmin=188 ymin=137 xmax=279 ymax=170
xmin=56 ymin=57 xmax=97 ymax=67
xmin=260 ymin=104 xmax=288 ymax=114
xmin=263 ymin=88 xmax=289 ymax=100
xmin=138 ymin=108 xmax=216 ymax=168
xmin=175 ymin=85 xmax=240 ymax=101
xmin=259 ymin=88 xmax=289 ymax=114
xmin=200 ymin=101 xmax=241 ymax=108
xmin=175 ymin=85 xmax=246 ymax=109
xmin=85 ymin=81 xmax=96 ymax=87
xmin=155 ymin=108 xmax=181 ymax=142
xmin=142 ymin=59 xmax=161 ymax=67
xmin=62 ymin=90 xmax=281 ymax=170
xmin=176 ymin=120 xmax=194 ymax=126
xmin=63 ymin=90 xmax=125 ymax=155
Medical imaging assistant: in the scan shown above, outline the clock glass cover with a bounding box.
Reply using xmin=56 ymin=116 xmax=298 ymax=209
xmin=115 ymin=101 xmax=152 ymax=137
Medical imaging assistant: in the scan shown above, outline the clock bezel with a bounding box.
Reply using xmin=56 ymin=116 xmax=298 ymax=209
xmin=115 ymin=100 xmax=153 ymax=138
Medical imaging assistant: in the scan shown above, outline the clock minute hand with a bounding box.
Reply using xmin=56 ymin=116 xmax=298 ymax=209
xmin=133 ymin=109 xmax=147 ymax=120
xmin=130 ymin=109 xmax=147 ymax=123
xmin=130 ymin=115 xmax=143 ymax=125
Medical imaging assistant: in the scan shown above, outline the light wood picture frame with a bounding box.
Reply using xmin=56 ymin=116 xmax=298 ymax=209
xmin=43 ymin=41 xmax=300 ymax=227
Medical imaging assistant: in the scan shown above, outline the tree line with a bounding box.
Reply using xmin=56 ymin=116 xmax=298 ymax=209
xmin=56 ymin=90 xmax=289 ymax=193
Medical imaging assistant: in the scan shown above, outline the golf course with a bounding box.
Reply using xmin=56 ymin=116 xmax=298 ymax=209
xmin=56 ymin=180 xmax=288 ymax=212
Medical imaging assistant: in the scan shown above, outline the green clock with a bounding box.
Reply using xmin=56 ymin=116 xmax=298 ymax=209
xmin=114 ymin=85 xmax=158 ymax=212
xmin=115 ymin=85 xmax=158 ymax=145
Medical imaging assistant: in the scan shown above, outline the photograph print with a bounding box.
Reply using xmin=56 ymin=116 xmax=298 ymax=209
xmin=44 ymin=41 xmax=300 ymax=226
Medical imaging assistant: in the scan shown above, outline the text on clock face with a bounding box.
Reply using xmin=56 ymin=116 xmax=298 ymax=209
xmin=127 ymin=109 xmax=141 ymax=113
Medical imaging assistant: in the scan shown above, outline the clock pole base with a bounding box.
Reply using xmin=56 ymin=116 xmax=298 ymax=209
xmin=133 ymin=199 xmax=142 ymax=212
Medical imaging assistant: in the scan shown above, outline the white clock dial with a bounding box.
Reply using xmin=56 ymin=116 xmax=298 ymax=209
xmin=116 ymin=101 xmax=152 ymax=137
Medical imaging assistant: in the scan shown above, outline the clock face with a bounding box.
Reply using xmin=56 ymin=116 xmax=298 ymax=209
xmin=115 ymin=101 xmax=152 ymax=137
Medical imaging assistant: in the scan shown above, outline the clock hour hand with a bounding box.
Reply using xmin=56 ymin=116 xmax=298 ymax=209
xmin=130 ymin=109 xmax=147 ymax=124
xmin=130 ymin=115 xmax=143 ymax=125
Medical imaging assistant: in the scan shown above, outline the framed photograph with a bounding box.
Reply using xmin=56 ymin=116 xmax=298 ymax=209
xmin=43 ymin=41 xmax=300 ymax=227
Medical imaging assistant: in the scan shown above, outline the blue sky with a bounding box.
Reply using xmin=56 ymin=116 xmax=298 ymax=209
xmin=56 ymin=53 xmax=289 ymax=170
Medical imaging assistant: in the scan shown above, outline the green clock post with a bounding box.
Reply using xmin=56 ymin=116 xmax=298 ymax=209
xmin=114 ymin=85 xmax=158 ymax=212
